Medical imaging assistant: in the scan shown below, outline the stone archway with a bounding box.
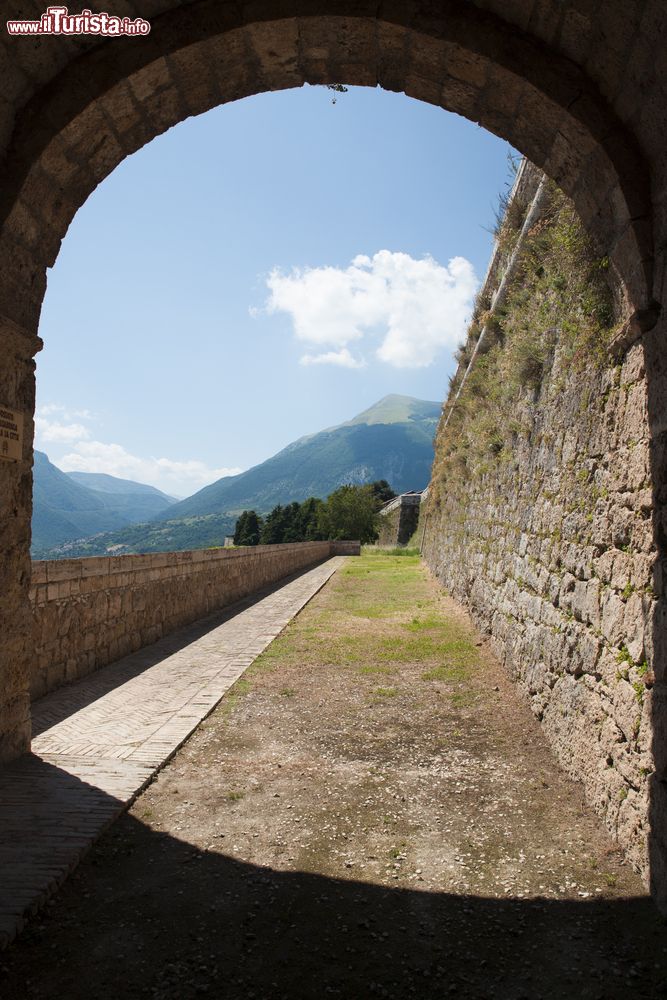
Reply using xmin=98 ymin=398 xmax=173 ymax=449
xmin=1 ymin=0 xmax=666 ymax=897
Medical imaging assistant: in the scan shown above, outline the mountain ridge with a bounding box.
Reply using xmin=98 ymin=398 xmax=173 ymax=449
xmin=33 ymin=394 xmax=439 ymax=558
xmin=67 ymin=470 xmax=178 ymax=502
xmin=151 ymin=394 xmax=439 ymax=523
xmin=31 ymin=452 xmax=178 ymax=556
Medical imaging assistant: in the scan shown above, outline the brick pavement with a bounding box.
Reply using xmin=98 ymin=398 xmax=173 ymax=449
xmin=0 ymin=556 xmax=345 ymax=949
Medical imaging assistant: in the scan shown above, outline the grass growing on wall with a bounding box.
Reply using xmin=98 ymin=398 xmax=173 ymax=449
xmin=430 ymin=184 xmax=618 ymax=504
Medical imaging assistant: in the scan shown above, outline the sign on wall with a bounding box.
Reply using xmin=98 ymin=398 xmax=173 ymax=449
xmin=0 ymin=405 xmax=23 ymax=462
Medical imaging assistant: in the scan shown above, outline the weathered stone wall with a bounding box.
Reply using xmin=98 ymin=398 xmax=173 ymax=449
xmin=377 ymin=500 xmax=421 ymax=547
xmin=0 ymin=321 xmax=41 ymax=763
xmin=377 ymin=507 xmax=403 ymax=547
xmin=422 ymin=180 xmax=660 ymax=887
xmin=424 ymin=342 xmax=654 ymax=875
xmin=29 ymin=541 xmax=355 ymax=700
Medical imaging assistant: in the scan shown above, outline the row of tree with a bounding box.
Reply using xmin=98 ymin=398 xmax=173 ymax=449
xmin=233 ymin=481 xmax=396 ymax=547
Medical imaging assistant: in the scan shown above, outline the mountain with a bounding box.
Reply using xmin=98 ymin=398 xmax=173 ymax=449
xmin=67 ymin=470 xmax=179 ymax=501
xmin=156 ymin=394 xmax=439 ymax=522
xmin=35 ymin=394 xmax=440 ymax=558
xmin=343 ymin=394 xmax=443 ymax=427
xmin=31 ymin=452 xmax=177 ymax=556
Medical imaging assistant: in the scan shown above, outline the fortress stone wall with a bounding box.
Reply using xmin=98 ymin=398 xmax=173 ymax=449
xmin=421 ymin=168 xmax=666 ymax=898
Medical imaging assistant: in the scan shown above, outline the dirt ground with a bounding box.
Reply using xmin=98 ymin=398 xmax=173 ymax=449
xmin=2 ymin=552 xmax=666 ymax=999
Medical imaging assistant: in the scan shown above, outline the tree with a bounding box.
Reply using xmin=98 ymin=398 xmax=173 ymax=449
xmin=369 ymin=479 xmax=396 ymax=508
xmin=318 ymin=484 xmax=379 ymax=544
xmin=281 ymin=502 xmax=304 ymax=543
xmin=233 ymin=510 xmax=263 ymax=546
xmin=297 ymin=497 xmax=326 ymax=541
xmin=260 ymin=504 xmax=296 ymax=544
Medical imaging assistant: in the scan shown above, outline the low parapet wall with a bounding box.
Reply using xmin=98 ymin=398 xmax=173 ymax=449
xmin=30 ymin=541 xmax=358 ymax=700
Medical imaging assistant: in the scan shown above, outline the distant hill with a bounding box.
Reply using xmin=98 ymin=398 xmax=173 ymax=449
xmin=67 ymin=470 xmax=179 ymax=501
xmin=157 ymin=394 xmax=439 ymax=522
xmin=31 ymin=452 xmax=177 ymax=556
xmin=35 ymin=394 xmax=440 ymax=558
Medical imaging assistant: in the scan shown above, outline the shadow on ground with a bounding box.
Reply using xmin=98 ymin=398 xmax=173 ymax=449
xmin=30 ymin=561 xmax=330 ymax=737
xmin=2 ymin=780 xmax=666 ymax=1000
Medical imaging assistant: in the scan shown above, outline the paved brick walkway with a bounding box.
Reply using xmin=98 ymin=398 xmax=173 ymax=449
xmin=0 ymin=557 xmax=345 ymax=949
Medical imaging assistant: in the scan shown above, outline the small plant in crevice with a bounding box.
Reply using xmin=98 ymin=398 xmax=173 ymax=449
xmin=616 ymin=645 xmax=633 ymax=666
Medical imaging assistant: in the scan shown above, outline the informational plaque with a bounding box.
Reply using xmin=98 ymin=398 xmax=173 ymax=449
xmin=0 ymin=405 xmax=23 ymax=462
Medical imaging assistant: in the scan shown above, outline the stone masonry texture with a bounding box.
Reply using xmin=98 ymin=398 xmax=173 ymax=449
xmin=1 ymin=556 xmax=346 ymax=950
xmin=421 ymin=172 xmax=667 ymax=907
xmin=0 ymin=0 xmax=666 ymax=909
xmin=377 ymin=498 xmax=422 ymax=547
xmin=29 ymin=541 xmax=358 ymax=701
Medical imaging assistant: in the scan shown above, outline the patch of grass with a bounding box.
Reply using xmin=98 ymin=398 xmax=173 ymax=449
xmin=450 ymin=690 xmax=476 ymax=708
xmin=403 ymin=614 xmax=444 ymax=631
xmin=218 ymin=676 xmax=253 ymax=721
xmin=221 ymin=552 xmax=483 ymax=729
xmin=377 ymin=633 xmax=477 ymax=662
xmin=366 ymin=547 xmax=422 ymax=557
xmin=345 ymin=603 xmax=398 ymax=619
xmin=421 ymin=664 xmax=470 ymax=683
xmin=226 ymin=790 xmax=245 ymax=802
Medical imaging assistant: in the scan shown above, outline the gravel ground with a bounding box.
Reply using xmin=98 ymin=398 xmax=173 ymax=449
xmin=2 ymin=552 xmax=666 ymax=1000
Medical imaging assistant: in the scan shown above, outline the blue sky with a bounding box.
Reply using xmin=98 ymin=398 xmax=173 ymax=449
xmin=35 ymin=84 xmax=514 ymax=498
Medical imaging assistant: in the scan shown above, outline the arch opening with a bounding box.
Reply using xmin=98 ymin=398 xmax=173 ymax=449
xmin=1 ymin=0 xmax=666 ymax=914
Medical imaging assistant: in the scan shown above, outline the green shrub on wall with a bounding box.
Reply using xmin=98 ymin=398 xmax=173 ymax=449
xmin=430 ymin=184 xmax=618 ymax=504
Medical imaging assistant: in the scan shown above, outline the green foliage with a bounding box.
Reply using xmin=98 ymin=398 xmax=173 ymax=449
xmin=318 ymin=484 xmax=380 ymax=544
xmin=233 ymin=509 xmax=262 ymax=546
xmin=369 ymin=479 xmax=396 ymax=506
xmin=234 ymin=480 xmax=392 ymax=546
xmin=363 ymin=546 xmax=421 ymax=557
xmin=617 ymin=646 xmax=633 ymax=666
xmin=430 ymin=183 xmax=617 ymax=505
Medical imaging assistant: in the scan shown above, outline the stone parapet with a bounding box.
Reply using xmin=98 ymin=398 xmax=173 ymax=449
xmin=29 ymin=541 xmax=357 ymax=700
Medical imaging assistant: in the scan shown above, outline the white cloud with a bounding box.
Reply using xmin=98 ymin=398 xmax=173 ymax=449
xmin=35 ymin=405 xmax=241 ymax=496
xmin=59 ymin=442 xmax=241 ymax=492
xmin=35 ymin=416 xmax=91 ymax=444
xmin=35 ymin=403 xmax=96 ymax=444
xmin=262 ymin=250 xmax=478 ymax=369
xmin=37 ymin=403 xmax=94 ymax=420
xmin=299 ymin=348 xmax=366 ymax=369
